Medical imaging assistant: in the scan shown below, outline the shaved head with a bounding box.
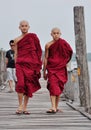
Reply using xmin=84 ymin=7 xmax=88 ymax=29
xmin=19 ymin=20 xmax=30 ymax=34
xmin=51 ymin=27 xmax=61 ymax=34
xmin=19 ymin=20 xmax=29 ymax=26
xmin=51 ymin=27 xmax=61 ymax=41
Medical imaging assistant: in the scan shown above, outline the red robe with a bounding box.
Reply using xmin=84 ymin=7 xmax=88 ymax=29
xmin=47 ymin=38 xmax=73 ymax=96
xmin=15 ymin=33 xmax=42 ymax=97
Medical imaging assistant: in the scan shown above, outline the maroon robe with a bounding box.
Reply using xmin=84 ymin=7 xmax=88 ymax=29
xmin=47 ymin=38 xmax=73 ymax=96
xmin=15 ymin=33 xmax=42 ymax=97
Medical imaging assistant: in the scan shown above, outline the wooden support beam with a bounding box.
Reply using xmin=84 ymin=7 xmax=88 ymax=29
xmin=73 ymin=6 xmax=91 ymax=112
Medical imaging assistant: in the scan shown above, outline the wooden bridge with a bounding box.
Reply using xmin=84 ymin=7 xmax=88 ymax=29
xmin=0 ymin=77 xmax=91 ymax=130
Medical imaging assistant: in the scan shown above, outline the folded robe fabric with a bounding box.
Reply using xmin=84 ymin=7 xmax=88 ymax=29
xmin=15 ymin=33 xmax=42 ymax=97
xmin=46 ymin=38 xmax=73 ymax=96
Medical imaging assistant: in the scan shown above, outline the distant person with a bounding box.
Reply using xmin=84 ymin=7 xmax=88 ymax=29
xmin=43 ymin=27 xmax=73 ymax=113
xmin=5 ymin=40 xmax=17 ymax=92
xmin=14 ymin=20 xmax=42 ymax=114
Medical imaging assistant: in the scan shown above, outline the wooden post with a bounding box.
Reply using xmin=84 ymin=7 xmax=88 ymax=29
xmin=0 ymin=50 xmax=6 ymax=87
xmin=73 ymin=6 xmax=91 ymax=112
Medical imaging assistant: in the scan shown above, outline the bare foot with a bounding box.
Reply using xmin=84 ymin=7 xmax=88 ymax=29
xmin=56 ymin=109 xmax=63 ymax=113
xmin=16 ymin=105 xmax=23 ymax=114
xmin=46 ymin=109 xmax=56 ymax=113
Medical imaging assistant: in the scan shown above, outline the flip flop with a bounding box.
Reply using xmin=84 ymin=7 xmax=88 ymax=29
xmin=16 ymin=105 xmax=23 ymax=115
xmin=16 ymin=110 xmax=22 ymax=115
xmin=46 ymin=109 xmax=56 ymax=114
xmin=23 ymin=111 xmax=30 ymax=115
xmin=56 ymin=109 xmax=63 ymax=113
xmin=8 ymin=90 xmax=14 ymax=93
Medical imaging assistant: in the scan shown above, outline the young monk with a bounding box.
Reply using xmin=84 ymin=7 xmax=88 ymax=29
xmin=14 ymin=20 xmax=42 ymax=114
xmin=43 ymin=27 xmax=73 ymax=113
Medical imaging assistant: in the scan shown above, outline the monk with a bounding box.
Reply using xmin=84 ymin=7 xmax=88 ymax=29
xmin=43 ymin=27 xmax=73 ymax=113
xmin=14 ymin=20 xmax=42 ymax=114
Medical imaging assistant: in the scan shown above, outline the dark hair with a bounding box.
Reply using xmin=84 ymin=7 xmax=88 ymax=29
xmin=9 ymin=40 xmax=14 ymax=45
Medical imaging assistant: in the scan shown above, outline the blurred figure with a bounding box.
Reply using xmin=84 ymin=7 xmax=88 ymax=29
xmin=5 ymin=40 xmax=17 ymax=92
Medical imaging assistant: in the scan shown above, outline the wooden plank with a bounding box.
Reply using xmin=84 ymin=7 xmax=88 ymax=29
xmin=0 ymin=78 xmax=91 ymax=130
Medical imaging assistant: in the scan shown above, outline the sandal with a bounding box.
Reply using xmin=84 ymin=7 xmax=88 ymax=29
xmin=16 ymin=110 xmax=22 ymax=114
xmin=56 ymin=109 xmax=63 ymax=113
xmin=8 ymin=90 xmax=14 ymax=93
xmin=23 ymin=111 xmax=30 ymax=115
xmin=46 ymin=109 xmax=56 ymax=114
xmin=16 ymin=105 xmax=23 ymax=114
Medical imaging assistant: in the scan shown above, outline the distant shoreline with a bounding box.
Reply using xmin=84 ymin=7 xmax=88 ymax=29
xmin=71 ymin=53 xmax=91 ymax=61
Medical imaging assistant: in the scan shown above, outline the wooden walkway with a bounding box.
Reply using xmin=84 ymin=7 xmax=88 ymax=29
xmin=0 ymin=78 xmax=91 ymax=130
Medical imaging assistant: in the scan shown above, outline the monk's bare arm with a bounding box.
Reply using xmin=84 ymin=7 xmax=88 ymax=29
xmin=43 ymin=44 xmax=49 ymax=80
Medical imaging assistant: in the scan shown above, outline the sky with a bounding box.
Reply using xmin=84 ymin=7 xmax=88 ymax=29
xmin=0 ymin=0 xmax=91 ymax=52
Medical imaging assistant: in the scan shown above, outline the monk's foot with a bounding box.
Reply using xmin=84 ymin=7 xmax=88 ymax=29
xmin=16 ymin=109 xmax=22 ymax=114
xmin=56 ymin=108 xmax=63 ymax=113
xmin=23 ymin=111 xmax=30 ymax=115
xmin=16 ymin=105 xmax=23 ymax=114
xmin=46 ymin=109 xmax=56 ymax=114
